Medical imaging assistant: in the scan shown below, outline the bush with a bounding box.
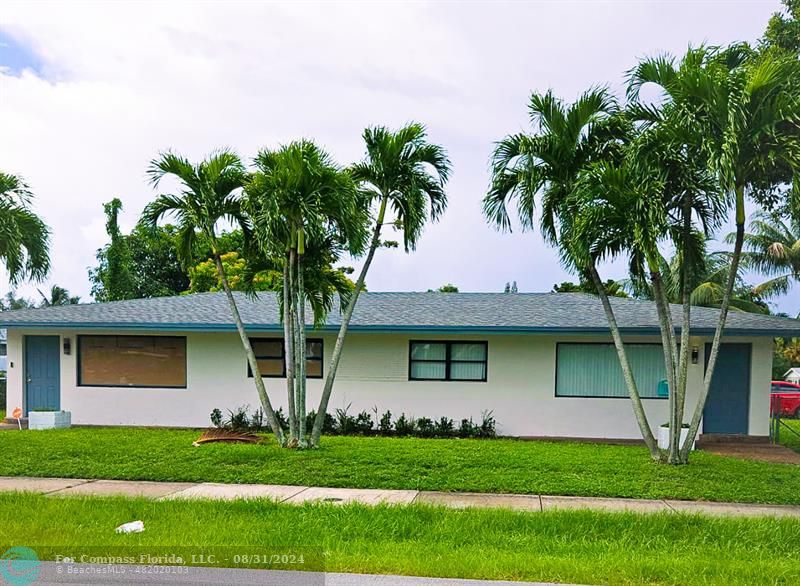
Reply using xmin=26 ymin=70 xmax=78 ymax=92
xmin=416 ymin=417 xmax=435 ymax=438
xmin=378 ymin=410 xmax=393 ymax=433
xmin=210 ymin=405 xmax=277 ymax=433
xmin=272 ymin=408 xmax=289 ymax=432
xmin=335 ymin=404 xmax=357 ymax=435
xmin=354 ymin=411 xmax=373 ymax=434
xmin=435 ymin=417 xmax=454 ymax=437
xmin=478 ymin=410 xmax=496 ymax=438
xmin=459 ymin=418 xmax=479 ymax=438
xmin=210 ymin=404 xmax=498 ymax=440
xmin=225 ymin=406 xmax=251 ymax=431
xmin=306 ymin=410 xmax=337 ymax=435
xmin=394 ymin=413 xmax=414 ymax=436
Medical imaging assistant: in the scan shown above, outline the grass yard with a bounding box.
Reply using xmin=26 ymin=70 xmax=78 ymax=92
xmin=0 ymin=428 xmax=799 ymax=504
xmin=1 ymin=493 xmax=799 ymax=586
xmin=780 ymin=419 xmax=800 ymax=453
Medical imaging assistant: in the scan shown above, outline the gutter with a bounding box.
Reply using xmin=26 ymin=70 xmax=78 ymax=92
xmin=0 ymin=322 xmax=795 ymax=337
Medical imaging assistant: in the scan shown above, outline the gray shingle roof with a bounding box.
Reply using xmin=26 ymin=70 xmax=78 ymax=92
xmin=0 ymin=291 xmax=797 ymax=336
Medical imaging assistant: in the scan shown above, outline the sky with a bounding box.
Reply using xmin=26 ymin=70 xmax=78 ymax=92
xmin=1 ymin=0 xmax=797 ymax=314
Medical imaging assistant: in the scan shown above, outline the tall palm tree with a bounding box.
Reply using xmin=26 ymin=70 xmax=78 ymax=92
xmin=310 ymin=123 xmax=451 ymax=447
xmin=737 ymin=210 xmax=800 ymax=302
xmin=38 ymin=285 xmax=80 ymax=307
xmin=629 ymin=45 xmax=800 ymax=460
xmin=247 ymin=140 xmax=367 ymax=447
xmin=625 ymin=248 xmax=769 ymax=314
xmin=140 ymin=150 xmax=285 ymax=444
xmin=0 ymin=172 xmax=50 ymax=286
xmin=483 ymin=89 xmax=661 ymax=458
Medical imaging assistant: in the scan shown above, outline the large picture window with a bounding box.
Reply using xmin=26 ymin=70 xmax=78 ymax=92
xmin=555 ymin=343 xmax=666 ymax=399
xmin=409 ymin=341 xmax=487 ymax=382
xmin=248 ymin=338 xmax=324 ymax=379
xmin=78 ymin=335 xmax=187 ymax=388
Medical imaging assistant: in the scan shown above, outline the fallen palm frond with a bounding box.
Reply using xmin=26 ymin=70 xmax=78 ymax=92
xmin=192 ymin=428 xmax=261 ymax=446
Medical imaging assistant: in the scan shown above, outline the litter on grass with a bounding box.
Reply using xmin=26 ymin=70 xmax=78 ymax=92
xmin=115 ymin=520 xmax=145 ymax=534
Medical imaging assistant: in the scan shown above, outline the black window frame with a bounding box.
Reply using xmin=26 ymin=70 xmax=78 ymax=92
xmin=408 ymin=340 xmax=488 ymax=382
xmin=77 ymin=334 xmax=188 ymax=389
xmin=248 ymin=337 xmax=324 ymax=379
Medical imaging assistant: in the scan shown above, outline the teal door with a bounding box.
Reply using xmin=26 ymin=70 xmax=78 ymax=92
xmin=25 ymin=336 xmax=60 ymax=414
xmin=703 ymin=343 xmax=751 ymax=434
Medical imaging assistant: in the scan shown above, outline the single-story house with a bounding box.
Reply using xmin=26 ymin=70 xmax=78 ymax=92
xmin=1 ymin=291 xmax=797 ymax=439
xmin=785 ymin=367 xmax=800 ymax=384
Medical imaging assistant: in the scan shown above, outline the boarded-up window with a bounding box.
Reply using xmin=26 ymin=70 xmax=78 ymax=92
xmin=78 ymin=335 xmax=187 ymax=388
xmin=248 ymin=338 xmax=324 ymax=379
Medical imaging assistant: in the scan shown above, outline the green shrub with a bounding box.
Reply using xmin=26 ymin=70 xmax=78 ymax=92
xmin=354 ymin=411 xmax=373 ymax=434
xmin=479 ymin=410 xmax=497 ymax=438
xmin=334 ymin=404 xmax=357 ymax=435
xmin=394 ymin=413 xmax=414 ymax=436
xmin=210 ymin=404 xmax=498 ymax=440
xmin=416 ymin=417 xmax=435 ymax=438
xmin=435 ymin=417 xmax=455 ymax=437
xmin=378 ymin=410 xmax=392 ymax=433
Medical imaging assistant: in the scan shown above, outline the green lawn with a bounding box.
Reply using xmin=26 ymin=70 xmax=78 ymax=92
xmin=1 ymin=428 xmax=799 ymax=504
xmin=780 ymin=419 xmax=800 ymax=453
xmin=0 ymin=492 xmax=798 ymax=586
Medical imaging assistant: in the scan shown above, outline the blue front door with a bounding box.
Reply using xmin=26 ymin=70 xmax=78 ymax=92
xmin=25 ymin=336 xmax=60 ymax=414
xmin=703 ymin=343 xmax=751 ymax=434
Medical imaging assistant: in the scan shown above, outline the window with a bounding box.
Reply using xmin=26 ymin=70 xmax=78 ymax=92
xmin=409 ymin=341 xmax=487 ymax=382
xmin=248 ymin=338 xmax=324 ymax=379
xmin=78 ymin=335 xmax=186 ymax=388
xmin=556 ymin=343 xmax=666 ymax=399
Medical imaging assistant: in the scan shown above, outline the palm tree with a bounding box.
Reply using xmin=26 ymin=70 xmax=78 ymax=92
xmin=737 ymin=210 xmax=800 ymax=302
xmin=247 ymin=140 xmax=367 ymax=447
xmin=0 ymin=172 xmax=50 ymax=286
xmin=140 ymin=150 xmax=285 ymax=444
xmin=310 ymin=123 xmax=451 ymax=448
xmin=629 ymin=45 xmax=800 ymax=460
xmin=483 ymin=88 xmax=661 ymax=458
xmin=38 ymin=285 xmax=80 ymax=307
xmin=625 ymin=248 xmax=769 ymax=314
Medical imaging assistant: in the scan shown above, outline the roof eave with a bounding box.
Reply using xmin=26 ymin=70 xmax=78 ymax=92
xmin=0 ymin=322 xmax=795 ymax=337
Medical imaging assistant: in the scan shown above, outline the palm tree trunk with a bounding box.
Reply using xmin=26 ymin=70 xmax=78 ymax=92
xmin=590 ymin=264 xmax=660 ymax=459
xmin=674 ymin=200 xmax=694 ymax=464
xmin=681 ymin=185 xmax=746 ymax=460
xmin=310 ymin=195 xmax=388 ymax=448
xmin=213 ymin=253 xmax=285 ymax=445
xmin=650 ymin=270 xmax=679 ymax=463
xmin=296 ymin=249 xmax=308 ymax=448
xmin=283 ymin=253 xmax=297 ymax=443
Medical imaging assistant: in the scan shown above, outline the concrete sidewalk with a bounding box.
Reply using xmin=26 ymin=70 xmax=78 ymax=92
xmin=1 ymin=476 xmax=799 ymax=517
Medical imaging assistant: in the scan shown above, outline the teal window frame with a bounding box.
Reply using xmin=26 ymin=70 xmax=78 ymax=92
xmin=555 ymin=342 xmax=667 ymax=399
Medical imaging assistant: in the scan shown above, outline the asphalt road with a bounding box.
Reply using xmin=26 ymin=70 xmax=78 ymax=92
xmin=25 ymin=562 xmax=575 ymax=586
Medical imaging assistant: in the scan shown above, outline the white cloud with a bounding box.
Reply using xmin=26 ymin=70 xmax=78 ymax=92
xmin=1 ymin=0 xmax=795 ymax=312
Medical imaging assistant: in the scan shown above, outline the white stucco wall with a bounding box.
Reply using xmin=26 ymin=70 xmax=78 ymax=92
xmin=3 ymin=328 xmax=772 ymax=439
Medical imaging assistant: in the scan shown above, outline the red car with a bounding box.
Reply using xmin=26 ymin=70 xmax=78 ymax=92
xmin=771 ymin=381 xmax=800 ymax=418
